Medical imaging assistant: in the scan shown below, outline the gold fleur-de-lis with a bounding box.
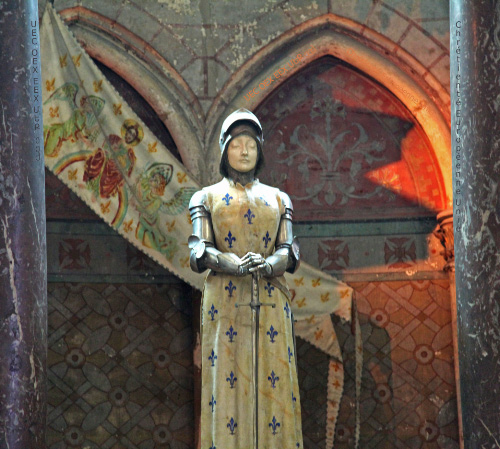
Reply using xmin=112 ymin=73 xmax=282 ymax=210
xmin=148 ymin=141 xmax=158 ymax=153
xmin=123 ymin=219 xmax=133 ymax=233
xmin=332 ymin=379 xmax=341 ymax=388
xmin=100 ymin=200 xmax=111 ymax=214
xmin=113 ymin=103 xmax=122 ymax=115
xmin=46 ymin=78 xmax=55 ymax=92
xmin=305 ymin=315 xmax=316 ymax=324
xmin=187 ymin=211 xmax=192 ymax=225
xmin=315 ymin=329 xmax=323 ymax=340
xmin=166 ymin=220 xmax=176 ymax=232
xmin=293 ymin=276 xmax=304 ymax=287
xmin=49 ymin=106 xmax=59 ymax=118
xmin=331 ymin=362 xmax=340 ymax=372
xmin=296 ymin=297 xmax=306 ymax=308
xmin=93 ymin=79 xmax=103 ymax=93
xmin=320 ymin=292 xmax=330 ymax=303
xmin=59 ymin=54 xmax=67 ymax=68
xmin=72 ymin=54 xmax=81 ymax=67
xmin=312 ymin=278 xmax=321 ymax=287
xmin=180 ymin=257 xmax=190 ymax=268
xmin=68 ymin=169 xmax=78 ymax=180
xmin=328 ymin=400 xmax=338 ymax=410
xmin=177 ymin=172 xmax=187 ymax=184
xmin=340 ymin=289 xmax=350 ymax=298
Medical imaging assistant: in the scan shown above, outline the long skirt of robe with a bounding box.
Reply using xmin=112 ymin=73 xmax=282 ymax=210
xmin=200 ymin=271 xmax=303 ymax=449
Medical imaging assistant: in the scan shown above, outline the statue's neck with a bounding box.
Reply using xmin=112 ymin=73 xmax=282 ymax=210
xmin=227 ymin=165 xmax=255 ymax=187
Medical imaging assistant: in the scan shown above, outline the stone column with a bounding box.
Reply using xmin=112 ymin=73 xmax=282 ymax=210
xmin=450 ymin=1 xmax=500 ymax=446
xmin=434 ymin=210 xmax=462 ymax=448
xmin=0 ymin=1 xmax=47 ymax=448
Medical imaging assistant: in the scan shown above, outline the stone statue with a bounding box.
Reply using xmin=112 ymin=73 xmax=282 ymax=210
xmin=188 ymin=108 xmax=302 ymax=449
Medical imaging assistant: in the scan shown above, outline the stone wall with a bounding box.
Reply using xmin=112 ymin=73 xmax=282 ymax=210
xmin=38 ymin=0 xmax=450 ymax=114
xmin=40 ymin=1 xmax=455 ymax=448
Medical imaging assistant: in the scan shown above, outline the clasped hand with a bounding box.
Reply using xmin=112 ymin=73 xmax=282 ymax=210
xmin=240 ymin=252 xmax=272 ymax=277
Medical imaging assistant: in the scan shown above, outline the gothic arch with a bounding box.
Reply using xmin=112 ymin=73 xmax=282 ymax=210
xmin=57 ymin=7 xmax=205 ymax=182
xmin=206 ymin=14 xmax=451 ymax=206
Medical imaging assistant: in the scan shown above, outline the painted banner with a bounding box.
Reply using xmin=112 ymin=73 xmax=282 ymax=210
xmin=41 ymin=4 xmax=360 ymax=447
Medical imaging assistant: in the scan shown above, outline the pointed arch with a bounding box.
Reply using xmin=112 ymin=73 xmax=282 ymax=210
xmin=56 ymin=7 xmax=205 ymax=181
xmin=206 ymin=14 xmax=451 ymax=206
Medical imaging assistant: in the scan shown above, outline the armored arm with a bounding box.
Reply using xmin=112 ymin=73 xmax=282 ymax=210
xmin=188 ymin=190 xmax=247 ymax=276
xmin=264 ymin=192 xmax=300 ymax=276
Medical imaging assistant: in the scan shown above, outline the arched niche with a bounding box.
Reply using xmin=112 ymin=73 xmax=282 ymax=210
xmin=206 ymin=14 xmax=451 ymax=207
xmin=56 ymin=7 xmax=205 ymax=182
xmin=255 ymin=56 xmax=447 ymax=221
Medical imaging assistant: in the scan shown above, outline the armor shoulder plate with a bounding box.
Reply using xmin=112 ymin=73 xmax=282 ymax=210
xmin=189 ymin=189 xmax=208 ymax=211
xmin=278 ymin=190 xmax=293 ymax=210
xmin=278 ymin=190 xmax=293 ymax=220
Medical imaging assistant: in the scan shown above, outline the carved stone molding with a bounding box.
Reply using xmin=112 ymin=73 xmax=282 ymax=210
xmin=434 ymin=209 xmax=454 ymax=272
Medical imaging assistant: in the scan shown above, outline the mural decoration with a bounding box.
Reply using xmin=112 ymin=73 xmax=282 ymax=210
xmin=257 ymin=58 xmax=447 ymax=221
xmin=41 ymin=5 xmax=361 ymax=448
xmin=273 ymin=97 xmax=388 ymax=207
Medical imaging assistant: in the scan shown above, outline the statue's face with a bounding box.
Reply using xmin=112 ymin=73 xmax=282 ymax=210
xmin=227 ymin=134 xmax=258 ymax=173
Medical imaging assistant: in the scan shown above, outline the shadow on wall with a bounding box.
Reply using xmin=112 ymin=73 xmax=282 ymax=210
xmin=296 ymin=310 xmax=394 ymax=449
xmin=256 ymin=56 xmax=447 ymax=223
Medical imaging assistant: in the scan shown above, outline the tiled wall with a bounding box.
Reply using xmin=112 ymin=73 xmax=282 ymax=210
xmin=47 ymin=282 xmax=194 ymax=449
xmin=298 ymin=279 xmax=458 ymax=449
xmin=44 ymin=212 xmax=458 ymax=449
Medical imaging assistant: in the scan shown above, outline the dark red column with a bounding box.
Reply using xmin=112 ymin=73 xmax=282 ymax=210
xmin=0 ymin=1 xmax=47 ymax=448
xmin=451 ymin=0 xmax=500 ymax=447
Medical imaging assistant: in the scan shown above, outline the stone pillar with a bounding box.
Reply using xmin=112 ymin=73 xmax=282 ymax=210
xmin=450 ymin=1 xmax=500 ymax=446
xmin=434 ymin=210 xmax=462 ymax=448
xmin=0 ymin=1 xmax=47 ymax=448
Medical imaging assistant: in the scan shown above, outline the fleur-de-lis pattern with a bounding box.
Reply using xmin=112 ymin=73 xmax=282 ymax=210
xmin=227 ymin=417 xmax=237 ymax=435
xmin=208 ymin=304 xmax=218 ymax=321
xmin=196 ymin=179 xmax=303 ymax=449
xmin=36 ymin=16 xmax=388 ymax=449
xmin=284 ymin=302 xmax=290 ymax=319
xmin=263 ymin=231 xmax=271 ymax=248
xmin=269 ymin=416 xmax=281 ymax=435
xmin=268 ymin=370 xmax=279 ymax=389
xmin=267 ymin=325 xmax=278 ymax=343
xmin=244 ymin=208 xmax=255 ymax=224
xmin=259 ymin=196 xmax=270 ymax=206
xmin=225 ymin=280 xmax=236 ymax=298
xmin=225 ymin=325 xmax=237 ymax=343
xmin=222 ymin=192 xmax=233 ymax=206
xmin=265 ymin=282 xmax=275 ymax=297
xmin=225 ymin=231 xmax=236 ymax=248
xmin=208 ymin=349 xmax=217 ymax=367
xmin=226 ymin=371 xmax=237 ymax=388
